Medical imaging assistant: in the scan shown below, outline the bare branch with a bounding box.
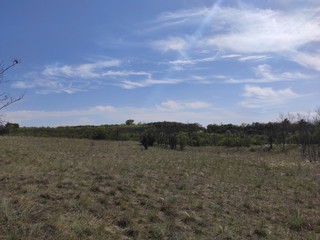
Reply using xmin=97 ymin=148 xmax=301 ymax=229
xmin=0 ymin=92 xmax=25 ymax=111
xmin=0 ymin=59 xmax=20 ymax=75
xmin=0 ymin=59 xmax=24 ymax=113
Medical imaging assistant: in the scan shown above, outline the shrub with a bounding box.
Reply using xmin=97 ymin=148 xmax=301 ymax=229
xmin=177 ymin=132 xmax=189 ymax=150
xmin=140 ymin=128 xmax=156 ymax=149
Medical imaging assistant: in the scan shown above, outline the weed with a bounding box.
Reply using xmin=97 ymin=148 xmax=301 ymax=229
xmin=289 ymin=216 xmax=306 ymax=231
xmin=72 ymin=220 xmax=93 ymax=238
xmin=254 ymin=227 xmax=268 ymax=238
xmin=148 ymin=227 xmax=164 ymax=239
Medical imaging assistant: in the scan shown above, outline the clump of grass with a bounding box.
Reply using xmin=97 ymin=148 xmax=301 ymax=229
xmin=72 ymin=220 xmax=93 ymax=238
xmin=254 ymin=227 xmax=268 ymax=238
xmin=289 ymin=216 xmax=306 ymax=231
xmin=116 ymin=218 xmax=130 ymax=229
xmin=148 ymin=227 xmax=165 ymax=239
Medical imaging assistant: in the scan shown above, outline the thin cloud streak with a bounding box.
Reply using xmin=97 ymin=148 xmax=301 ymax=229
xmin=120 ymin=78 xmax=182 ymax=89
xmin=225 ymin=64 xmax=311 ymax=84
xmin=42 ymin=59 xmax=121 ymax=78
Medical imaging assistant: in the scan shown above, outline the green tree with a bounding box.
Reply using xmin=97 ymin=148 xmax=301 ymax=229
xmin=91 ymin=126 xmax=106 ymax=140
xmin=278 ymin=117 xmax=291 ymax=151
xmin=3 ymin=122 xmax=19 ymax=135
xmin=125 ymin=119 xmax=134 ymax=125
xmin=177 ymin=132 xmax=189 ymax=150
xmin=140 ymin=128 xmax=156 ymax=149
xmin=169 ymin=134 xmax=177 ymax=150
xmin=264 ymin=122 xmax=278 ymax=151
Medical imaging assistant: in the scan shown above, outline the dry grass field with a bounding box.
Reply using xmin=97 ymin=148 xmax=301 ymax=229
xmin=0 ymin=136 xmax=319 ymax=239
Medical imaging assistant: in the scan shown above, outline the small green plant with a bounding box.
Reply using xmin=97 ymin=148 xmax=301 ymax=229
xmin=254 ymin=227 xmax=268 ymax=238
xmin=72 ymin=220 xmax=92 ymax=238
xmin=289 ymin=216 xmax=305 ymax=231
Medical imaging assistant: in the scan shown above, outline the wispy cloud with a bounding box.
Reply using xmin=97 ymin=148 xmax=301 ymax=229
xmin=152 ymin=5 xmax=320 ymax=69
xmin=12 ymin=59 xmax=181 ymax=93
xmin=4 ymin=105 xmax=117 ymax=126
xmin=205 ymin=7 xmax=320 ymax=54
xmin=220 ymin=54 xmax=242 ymax=59
xmin=12 ymin=59 xmax=123 ymax=94
xmin=90 ymin=105 xmax=116 ymax=113
xmin=12 ymin=76 xmax=90 ymax=94
xmin=167 ymin=54 xmax=220 ymax=66
xmin=157 ymin=99 xmax=210 ymax=111
xmin=165 ymin=53 xmax=271 ymax=68
xmin=151 ymin=37 xmax=187 ymax=54
xmin=291 ymin=52 xmax=320 ymax=72
xmin=152 ymin=8 xmax=210 ymax=31
xmin=154 ymin=6 xmax=320 ymax=53
xmin=157 ymin=8 xmax=209 ymax=23
xmin=238 ymin=55 xmax=272 ymax=62
xmin=120 ymin=78 xmax=182 ymax=89
xmin=218 ymin=54 xmax=272 ymax=62
xmin=42 ymin=59 xmax=121 ymax=78
xmin=225 ymin=64 xmax=310 ymax=84
xmin=240 ymin=85 xmax=301 ymax=108
xmin=101 ymin=70 xmax=150 ymax=77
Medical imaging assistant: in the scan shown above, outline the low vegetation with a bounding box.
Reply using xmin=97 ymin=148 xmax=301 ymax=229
xmin=3 ymin=109 xmax=320 ymax=162
xmin=0 ymin=136 xmax=319 ymax=239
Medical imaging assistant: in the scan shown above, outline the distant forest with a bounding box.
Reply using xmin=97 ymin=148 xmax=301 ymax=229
xmin=1 ymin=111 xmax=320 ymax=161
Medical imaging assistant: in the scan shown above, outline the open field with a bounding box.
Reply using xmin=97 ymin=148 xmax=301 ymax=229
xmin=0 ymin=136 xmax=319 ymax=239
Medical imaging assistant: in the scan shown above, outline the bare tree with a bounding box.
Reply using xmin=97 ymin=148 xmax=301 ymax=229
xmin=0 ymin=59 xmax=24 ymax=111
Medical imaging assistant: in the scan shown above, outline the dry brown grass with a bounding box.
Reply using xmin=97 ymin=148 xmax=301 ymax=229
xmin=0 ymin=136 xmax=319 ymax=239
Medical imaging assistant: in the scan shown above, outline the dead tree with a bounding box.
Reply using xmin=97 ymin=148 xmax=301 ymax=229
xmin=0 ymin=59 xmax=24 ymax=111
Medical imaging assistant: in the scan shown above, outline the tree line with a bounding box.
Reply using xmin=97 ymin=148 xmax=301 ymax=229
xmin=1 ymin=110 xmax=319 ymax=161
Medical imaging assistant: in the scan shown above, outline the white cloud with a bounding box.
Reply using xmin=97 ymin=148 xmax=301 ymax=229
xmin=240 ymin=85 xmax=301 ymax=108
xmin=151 ymin=4 xmax=320 ymax=88
xmin=154 ymin=6 xmax=320 ymax=57
xmin=12 ymin=59 xmax=174 ymax=93
xmin=120 ymin=78 xmax=182 ymax=89
xmin=101 ymin=70 xmax=150 ymax=77
xmin=152 ymin=37 xmax=187 ymax=54
xmin=168 ymin=55 xmax=219 ymax=66
xmin=166 ymin=53 xmax=270 ymax=69
xmin=291 ymin=52 xmax=320 ymax=71
xmin=226 ymin=64 xmax=310 ymax=83
xmin=157 ymin=8 xmax=209 ymax=23
xmin=220 ymin=54 xmax=242 ymax=59
xmin=12 ymin=59 xmax=124 ymax=94
xmin=205 ymin=7 xmax=320 ymax=53
xmin=153 ymin=8 xmax=210 ymax=31
xmin=157 ymin=99 xmax=210 ymax=111
xmin=238 ymin=55 xmax=271 ymax=62
xmin=42 ymin=59 xmax=121 ymax=79
xmin=3 ymin=105 xmax=116 ymax=125
xmin=12 ymin=77 xmax=91 ymax=94
xmin=90 ymin=105 xmax=116 ymax=113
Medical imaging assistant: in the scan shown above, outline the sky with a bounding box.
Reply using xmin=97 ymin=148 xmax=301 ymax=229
xmin=0 ymin=0 xmax=319 ymax=127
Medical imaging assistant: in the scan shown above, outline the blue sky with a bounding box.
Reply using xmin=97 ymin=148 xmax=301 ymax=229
xmin=1 ymin=0 xmax=319 ymax=127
